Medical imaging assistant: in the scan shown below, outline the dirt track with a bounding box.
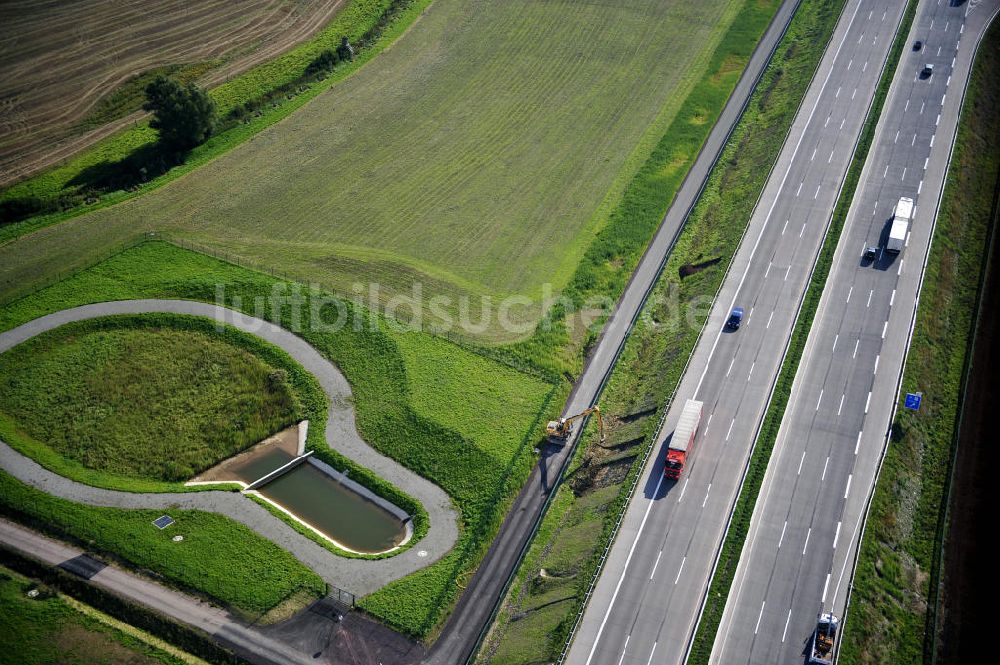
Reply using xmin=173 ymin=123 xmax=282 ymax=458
xmin=0 ymin=0 xmax=344 ymax=186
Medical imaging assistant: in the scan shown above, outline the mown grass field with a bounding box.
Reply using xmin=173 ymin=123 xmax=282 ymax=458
xmin=0 ymin=240 xmax=556 ymax=637
xmin=0 ymin=566 xmax=188 ymax=665
xmin=0 ymin=317 xmax=300 ymax=483
xmin=839 ymin=20 xmax=1000 ymax=665
xmin=0 ymin=0 xmax=347 ymax=184
xmin=1 ymin=0 xmax=752 ymax=339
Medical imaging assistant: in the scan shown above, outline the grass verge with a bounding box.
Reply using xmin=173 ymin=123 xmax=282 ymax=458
xmin=477 ymin=0 xmax=856 ymax=659
xmin=838 ymin=18 xmax=1000 ymax=665
xmin=0 ymin=239 xmax=556 ymax=638
xmin=687 ymin=0 xmax=919 ymax=660
xmin=0 ymin=564 xmax=191 ymax=665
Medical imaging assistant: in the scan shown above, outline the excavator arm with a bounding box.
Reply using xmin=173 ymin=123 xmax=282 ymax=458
xmin=546 ymin=405 xmax=605 ymax=444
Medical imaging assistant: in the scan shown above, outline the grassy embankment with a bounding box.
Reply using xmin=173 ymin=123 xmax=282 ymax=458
xmin=686 ymin=0 xmax=920 ymax=659
xmin=1 ymin=0 xmax=762 ymax=342
xmin=0 ymin=565 xmax=192 ymax=665
xmin=0 ymin=240 xmax=556 ymax=637
xmin=0 ymin=316 xmax=300 ymax=487
xmin=0 ymin=0 xmax=430 ymax=237
xmin=839 ymin=19 xmax=1000 ymax=665
xmin=479 ymin=0 xmax=854 ymax=660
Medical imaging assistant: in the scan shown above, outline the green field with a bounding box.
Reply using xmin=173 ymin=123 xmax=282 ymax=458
xmin=0 ymin=240 xmax=556 ymax=636
xmin=0 ymin=317 xmax=300 ymax=483
xmin=0 ymin=0 xmax=751 ymax=339
xmin=0 ymin=566 xmax=188 ymax=665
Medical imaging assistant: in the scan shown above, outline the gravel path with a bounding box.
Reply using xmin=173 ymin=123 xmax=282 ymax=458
xmin=0 ymin=299 xmax=459 ymax=596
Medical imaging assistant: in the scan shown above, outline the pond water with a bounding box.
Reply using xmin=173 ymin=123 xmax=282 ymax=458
xmin=257 ymin=460 xmax=408 ymax=554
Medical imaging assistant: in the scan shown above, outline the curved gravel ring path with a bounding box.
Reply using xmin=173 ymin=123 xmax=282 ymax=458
xmin=0 ymin=299 xmax=459 ymax=596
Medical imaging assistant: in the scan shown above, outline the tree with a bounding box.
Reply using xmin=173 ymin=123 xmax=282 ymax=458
xmin=143 ymin=76 xmax=216 ymax=151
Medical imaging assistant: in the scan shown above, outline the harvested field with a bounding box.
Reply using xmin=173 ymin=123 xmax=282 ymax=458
xmin=0 ymin=0 xmax=346 ymax=184
xmin=0 ymin=0 xmax=747 ymax=340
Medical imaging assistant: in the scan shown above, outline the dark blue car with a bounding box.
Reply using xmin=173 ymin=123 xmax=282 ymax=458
xmin=726 ymin=307 xmax=744 ymax=330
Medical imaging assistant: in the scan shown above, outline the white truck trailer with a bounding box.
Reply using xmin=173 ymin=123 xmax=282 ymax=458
xmin=886 ymin=196 xmax=913 ymax=254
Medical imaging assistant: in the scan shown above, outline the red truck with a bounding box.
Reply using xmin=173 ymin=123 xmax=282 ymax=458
xmin=664 ymin=399 xmax=702 ymax=479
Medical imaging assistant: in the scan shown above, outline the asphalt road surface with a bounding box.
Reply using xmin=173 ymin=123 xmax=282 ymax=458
xmin=710 ymin=1 xmax=1000 ymax=662
xmin=421 ymin=1 xmax=805 ymax=663
xmin=564 ymin=1 xmax=914 ymax=663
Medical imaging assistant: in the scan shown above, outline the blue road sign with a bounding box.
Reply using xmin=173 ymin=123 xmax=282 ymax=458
xmin=904 ymin=393 xmax=922 ymax=411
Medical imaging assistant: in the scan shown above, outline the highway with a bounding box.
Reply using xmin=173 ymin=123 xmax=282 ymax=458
xmin=710 ymin=0 xmax=1000 ymax=662
xmin=563 ymin=1 xmax=913 ymax=663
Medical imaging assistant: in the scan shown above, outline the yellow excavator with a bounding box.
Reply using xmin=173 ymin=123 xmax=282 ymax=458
xmin=546 ymin=406 xmax=605 ymax=445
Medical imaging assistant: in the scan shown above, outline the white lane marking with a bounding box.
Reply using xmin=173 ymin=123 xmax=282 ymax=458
xmin=754 ymin=601 xmax=766 ymax=635
xmin=678 ymin=478 xmax=689 ymax=502
xmin=840 ymin=118 xmax=845 ymax=130
xmin=894 ymin=130 xmax=899 ymax=143
xmin=811 ymin=147 xmax=817 ymax=161
xmin=800 ymin=222 xmax=807 ymax=238
xmin=785 ymin=265 xmax=791 ymax=281
xmin=824 ymin=115 xmax=830 ymax=128
xmin=890 ymin=289 xmax=896 ymax=306
xmin=936 ymin=113 xmax=941 ymax=127
xmin=797 ymin=451 xmax=806 ymax=475
xmin=905 ymin=99 xmax=909 ymax=111
xmin=881 ymin=9 xmax=886 ymax=20
xmin=726 ymin=356 xmax=735 ymax=376
xmin=838 ymin=394 xmax=845 ymax=415
xmin=874 ymin=354 xmax=880 ymax=375
xmin=853 ymin=338 xmax=860 ymax=358
xmin=747 ymin=361 xmax=755 ymax=382
xmin=765 ymin=261 xmax=772 ymax=278
xmin=803 ymin=528 xmax=812 ymax=555
xmin=865 ymin=391 xmax=872 ymax=413
xmin=882 ymin=320 xmax=888 ymax=339
xmin=942 ymin=93 xmax=947 ymax=107
xmin=855 ymin=430 xmax=863 ymax=455
xmin=814 ymin=184 xmax=821 ymax=199
xmin=833 ymin=521 xmax=842 ymax=549
xmin=616 ymin=636 xmax=630 ymax=665
xmin=866 ymin=289 xmax=873 ymax=307
xmin=778 ymin=521 xmax=787 ymax=548
xmin=726 ymin=418 xmax=735 ymax=441
xmin=845 ymin=474 xmax=853 ymax=499
xmin=766 ymin=311 xmax=774 ymax=329
xmin=702 ymin=483 xmax=712 ymax=508
xmin=674 ymin=557 xmax=686 ymax=585
xmin=873 ymin=201 xmax=878 ymax=215
xmin=883 ymin=164 xmax=889 ymax=178
xmin=901 ymin=167 xmax=907 ymax=181
xmin=945 ymin=21 xmax=949 ymax=31
xmin=912 ymin=132 xmax=917 ymax=146
xmin=918 ymin=179 xmax=923 ymax=194
xmin=816 ymin=389 xmax=824 ymax=411
xmin=828 ymin=149 xmax=834 ymax=164
xmin=924 ymin=157 xmax=930 ymax=170
xmin=920 ymin=101 xmax=925 ymax=114
xmin=821 ymin=457 xmax=829 ymax=481
xmin=832 ymin=334 xmax=839 ymax=352
xmin=796 ymin=181 xmax=803 ymax=196
xmin=846 ymin=286 xmax=853 ymax=303
xmin=822 ymin=573 xmax=831 ymax=602
xmin=852 ymin=87 xmax=858 ymax=99
xmin=835 ymin=86 xmax=841 ymax=98
xmin=650 ymin=550 xmax=663 ymax=580
xmin=848 ymin=58 xmax=854 ymax=71
xmin=898 ymin=259 xmax=904 ymax=275
xmin=781 ymin=219 xmax=789 ymax=235
xmin=782 ymin=609 xmax=793 ymax=643
xmin=704 ymin=412 xmax=714 ymax=434
xmin=645 ymin=643 xmax=658 ymax=665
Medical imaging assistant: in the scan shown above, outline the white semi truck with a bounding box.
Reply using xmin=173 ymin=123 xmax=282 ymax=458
xmin=886 ymin=196 xmax=913 ymax=254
